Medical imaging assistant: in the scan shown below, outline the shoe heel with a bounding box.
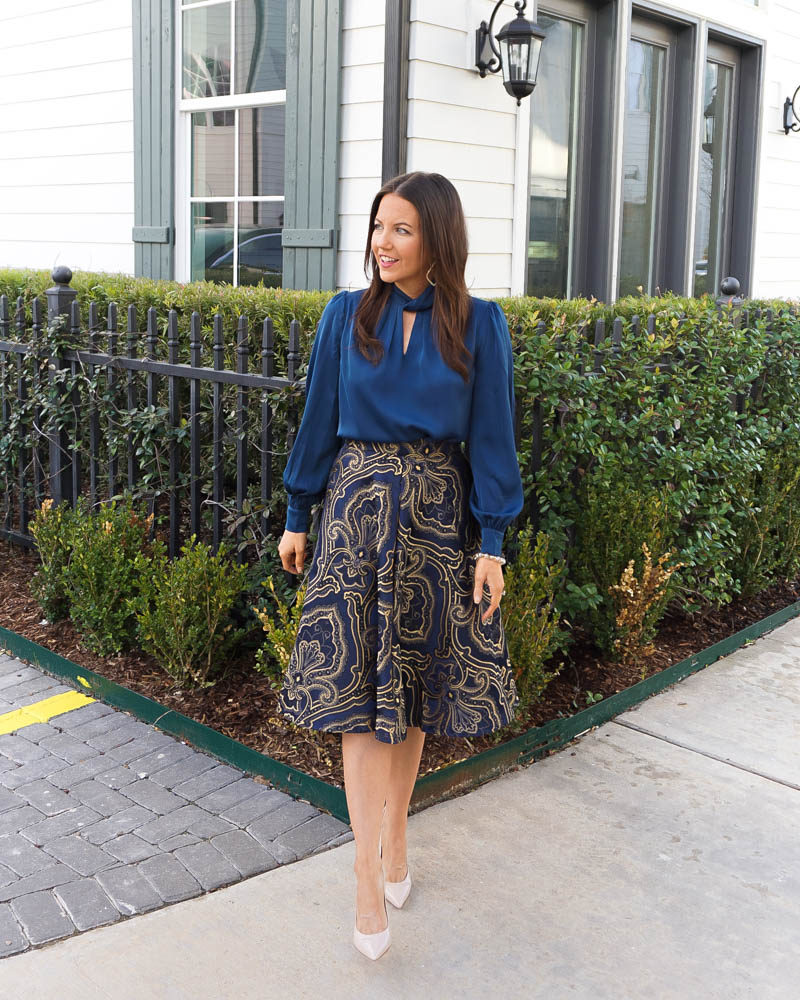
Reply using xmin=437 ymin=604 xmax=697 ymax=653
xmin=384 ymin=868 xmax=412 ymax=909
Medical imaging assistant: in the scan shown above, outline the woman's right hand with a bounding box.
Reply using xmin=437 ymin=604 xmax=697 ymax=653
xmin=279 ymin=529 xmax=308 ymax=575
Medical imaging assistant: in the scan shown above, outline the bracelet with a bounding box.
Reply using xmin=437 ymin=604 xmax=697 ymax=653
xmin=473 ymin=552 xmax=506 ymax=565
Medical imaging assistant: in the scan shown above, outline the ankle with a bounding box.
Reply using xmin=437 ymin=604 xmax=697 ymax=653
xmin=354 ymin=856 xmax=382 ymax=879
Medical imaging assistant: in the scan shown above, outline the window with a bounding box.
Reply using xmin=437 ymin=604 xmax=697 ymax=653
xmin=526 ymin=0 xmax=618 ymax=300
xmin=527 ymin=12 xmax=585 ymax=298
xmin=521 ymin=4 xmax=763 ymax=302
xmin=617 ymin=13 xmax=698 ymax=299
xmin=619 ymin=34 xmax=666 ymax=296
xmin=693 ymin=43 xmax=739 ymax=297
xmin=180 ymin=0 xmax=286 ymax=286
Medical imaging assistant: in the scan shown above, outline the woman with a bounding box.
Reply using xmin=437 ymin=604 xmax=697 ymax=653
xmin=276 ymin=171 xmax=523 ymax=960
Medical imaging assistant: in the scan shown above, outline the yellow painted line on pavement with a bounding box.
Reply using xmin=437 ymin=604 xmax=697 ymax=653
xmin=0 ymin=690 xmax=96 ymax=735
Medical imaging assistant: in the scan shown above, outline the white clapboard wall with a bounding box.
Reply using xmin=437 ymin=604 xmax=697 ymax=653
xmin=747 ymin=0 xmax=800 ymax=299
xmin=0 ymin=0 xmax=135 ymax=275
xmin=405 ymin=0 xmax=520 ymax=298
xmin=336 ymin=0 xmax=385 ymax=291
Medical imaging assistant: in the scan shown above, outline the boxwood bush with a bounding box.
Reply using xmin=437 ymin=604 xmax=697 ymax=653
xmin=3 ymin=267 xmax=800 ymax=669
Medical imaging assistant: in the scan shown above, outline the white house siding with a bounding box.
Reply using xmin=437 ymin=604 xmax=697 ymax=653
xmin=0 ymin=0 xmax=135 ymax=275
xmin=747 ymin=0 xmax=800 ymax=300
xmin=405 ymin=0 xmax=521 ymax=297
xmin=336 ymin=0 xmax=385 ymax=291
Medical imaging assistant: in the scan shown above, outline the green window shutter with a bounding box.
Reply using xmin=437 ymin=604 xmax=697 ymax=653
xmin=132 ymin=0 xmax=175 ymax=281
xmin=283 ymin=0 xmax=342 ymax=291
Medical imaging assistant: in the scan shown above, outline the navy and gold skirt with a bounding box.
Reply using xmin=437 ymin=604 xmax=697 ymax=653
xmin=277 ymin=437 xmax=518 ymax=744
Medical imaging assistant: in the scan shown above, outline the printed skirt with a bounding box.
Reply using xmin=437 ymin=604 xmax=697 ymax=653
xmin=277 ymin=437 xmax=519 ymax=744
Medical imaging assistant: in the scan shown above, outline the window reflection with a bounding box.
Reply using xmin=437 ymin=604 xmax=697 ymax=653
xmin=191 ymin=111 xmax=284 ymax=285
xmin=192 ymin=111 xmax=235 ymax=198
xmin=235 ymin=0 xmax=287 ymax=93
xmin=619 ymin=39 xmax=666 ymax=296
xmin=527 ymin=14 xmax=584 ymax=298
xmin=184 ymin=1 xmax=285 ymax=287
xmin=693 ymin=62 xmax=734 ymax=297
xmin=183 ymin=3 xmax=231 ymax=100
xmin=191 ymin=202 xmax=234 ymax=282
xmin=239 ymin=105 xmax=285 ymax=197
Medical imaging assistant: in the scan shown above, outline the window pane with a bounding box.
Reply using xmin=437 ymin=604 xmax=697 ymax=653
xmin=527 ymin=15 xmax=584 ymax=298
xmin=192 ymin=202 xmax=235 ymax=283
xmin=192 ymin=111 xmax=235 ymax=198
xmin=235 ymin=0 xmax=287 ymax=93
xmin=693 ymin=62 xmax=734 ymax=297
xmin=239 ymin=105 xmax=285 ymax=197
xmin=183 ymin=2 xmax=231 ymax=100
xmin=237 ymin=201 xmax=284 ymax=286
xmin=619 ymin=40 xmax=666 ymax=297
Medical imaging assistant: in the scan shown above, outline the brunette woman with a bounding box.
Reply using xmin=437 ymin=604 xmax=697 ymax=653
xmin=277 ymin=171 xmax=523 ymax=960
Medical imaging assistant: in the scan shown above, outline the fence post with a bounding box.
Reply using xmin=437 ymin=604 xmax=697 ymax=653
xmin=44 ymin=266 xmax=77 ymax=506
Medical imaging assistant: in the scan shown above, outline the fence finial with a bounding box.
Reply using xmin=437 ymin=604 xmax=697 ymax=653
xmin=46 ymin=266 xmax=77 ymax=324
xmin=716 ymin=276 xmax=743 ymax=308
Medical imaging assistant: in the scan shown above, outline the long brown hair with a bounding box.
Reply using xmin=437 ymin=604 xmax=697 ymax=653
xmin=354 ymin=172 xmax=473 ymax=383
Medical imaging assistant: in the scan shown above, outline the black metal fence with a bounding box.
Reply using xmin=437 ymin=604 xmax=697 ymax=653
xmin=0 ymin=267 xmax=783 ymax=562
xmin=0 ymin=267 xmax=306 ymax=559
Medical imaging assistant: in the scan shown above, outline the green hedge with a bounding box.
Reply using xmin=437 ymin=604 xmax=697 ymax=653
xmin=2 ymin=267 xmax=800 ymax=650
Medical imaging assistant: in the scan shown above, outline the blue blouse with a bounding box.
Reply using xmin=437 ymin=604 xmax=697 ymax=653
xmin=282 ymin=282 xmax=524 ymax=556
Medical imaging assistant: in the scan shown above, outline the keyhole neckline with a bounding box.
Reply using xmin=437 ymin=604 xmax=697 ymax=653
xmin=402 ymin=311 xmax=417 ymax=357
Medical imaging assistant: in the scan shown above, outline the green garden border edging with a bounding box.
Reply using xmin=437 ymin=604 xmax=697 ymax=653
xmin=409 ymin=597 xmax=800 ymax=811
xmin=2 ymin=596 xmax=799 ymax=826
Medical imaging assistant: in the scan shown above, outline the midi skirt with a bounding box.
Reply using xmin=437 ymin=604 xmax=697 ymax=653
xmin=277 ymin=437 xmax=519 ymax=744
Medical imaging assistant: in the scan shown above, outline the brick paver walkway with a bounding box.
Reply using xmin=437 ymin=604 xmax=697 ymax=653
xmin=0 ymin=651 xmax=351 ymax=957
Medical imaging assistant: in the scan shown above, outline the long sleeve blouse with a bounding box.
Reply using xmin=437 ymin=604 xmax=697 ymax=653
xmin=282 ymin=282 xmax=524 ymax=556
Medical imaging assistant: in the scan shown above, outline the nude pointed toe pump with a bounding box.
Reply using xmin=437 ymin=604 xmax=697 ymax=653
xmin=353 ymin=869 xmax=391 ymax=961
xmin=379 ymin=829 xmax=412 ymax=909
xmin=384 ymin=866 xmax=412 ymax=909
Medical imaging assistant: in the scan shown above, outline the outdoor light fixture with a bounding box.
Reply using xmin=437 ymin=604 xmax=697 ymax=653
xmin=784 ymin=85 xmax=800 ymax=134
xmin=475 ymin=0 xmax=546 ymax=105
xmin=702 ymin=89 xmax=716 ymax=155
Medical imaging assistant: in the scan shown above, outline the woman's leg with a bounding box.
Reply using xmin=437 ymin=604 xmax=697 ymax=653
xmin=342 ymin=732 xmax=392 ymax=934
xmin=382 ymin=726 xmax=425 ymax=881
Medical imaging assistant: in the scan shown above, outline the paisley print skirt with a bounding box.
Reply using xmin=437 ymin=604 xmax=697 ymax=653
xmin=277 ymin=437 xmax=518 ymax=744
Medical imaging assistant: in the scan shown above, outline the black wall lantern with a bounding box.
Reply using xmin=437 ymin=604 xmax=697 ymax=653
xmin=475 ymin=0 xmax=546 ymax=105
xmin=784 ymin=85 xmax=800 ymax=134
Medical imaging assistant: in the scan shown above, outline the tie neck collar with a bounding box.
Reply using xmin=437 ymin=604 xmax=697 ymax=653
xmin=390 ymin=282 xmax=435 ymax=312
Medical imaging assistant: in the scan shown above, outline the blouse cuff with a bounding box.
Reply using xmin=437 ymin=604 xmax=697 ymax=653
xmin=479 ymin=527 xmax=505 ymax=557
xmin=285 ymin=500 xmax=312 ymax=534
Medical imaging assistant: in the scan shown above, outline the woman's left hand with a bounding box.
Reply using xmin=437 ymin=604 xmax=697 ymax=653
xmin=473 ymin=556 xmax=505 ymax=624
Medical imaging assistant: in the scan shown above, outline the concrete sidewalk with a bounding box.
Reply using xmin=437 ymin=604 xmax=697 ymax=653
xmin=3 ymin=617 xmax=799 ymax=999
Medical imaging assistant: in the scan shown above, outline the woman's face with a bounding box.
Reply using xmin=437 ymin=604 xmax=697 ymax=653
xmin=371 ymin=193 xmax=429 ymax=298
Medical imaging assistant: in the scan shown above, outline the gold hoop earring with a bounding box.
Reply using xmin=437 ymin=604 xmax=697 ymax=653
xmin=426 ymin=263 xmax=436 ymax=287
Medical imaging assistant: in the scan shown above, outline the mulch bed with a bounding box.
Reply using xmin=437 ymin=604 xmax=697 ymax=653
xmin=2 ymin=539 xmax=798 ymax=788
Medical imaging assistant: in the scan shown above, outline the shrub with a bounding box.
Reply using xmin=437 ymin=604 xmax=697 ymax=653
xmin=29 ymin=498 xmax=81 ymax=621
xmin=5 ymin=268 xmax=800 ymax=647
xmin=131 ymin=535 xmax=249 ymax=689
xmin=60 ymin=498 xmax=154 ymax=656
xmin=728 ymin=435 xmax=800 ymax=596
xmin=609 ymin=541 xmax=684 ymax=675
xmin=565 ymin=467 xmax=677 ymax=656
xmin=253 ymin=573 xmax=307 ymax=689
xmin=502 ymin=528 xmax=565 ymax=714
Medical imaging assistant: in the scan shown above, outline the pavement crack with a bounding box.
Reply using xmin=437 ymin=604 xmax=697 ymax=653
xmin=611 ymin=718 xmax=800 ymax=791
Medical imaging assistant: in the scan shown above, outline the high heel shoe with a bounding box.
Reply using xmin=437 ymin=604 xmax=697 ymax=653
xmin=379 ymin=832 xmax=412 ymax=909
xmin=384 ymin=866 xmax=412 ymax=909
xmin=353 ymin=868 xmax=391 ymax=961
